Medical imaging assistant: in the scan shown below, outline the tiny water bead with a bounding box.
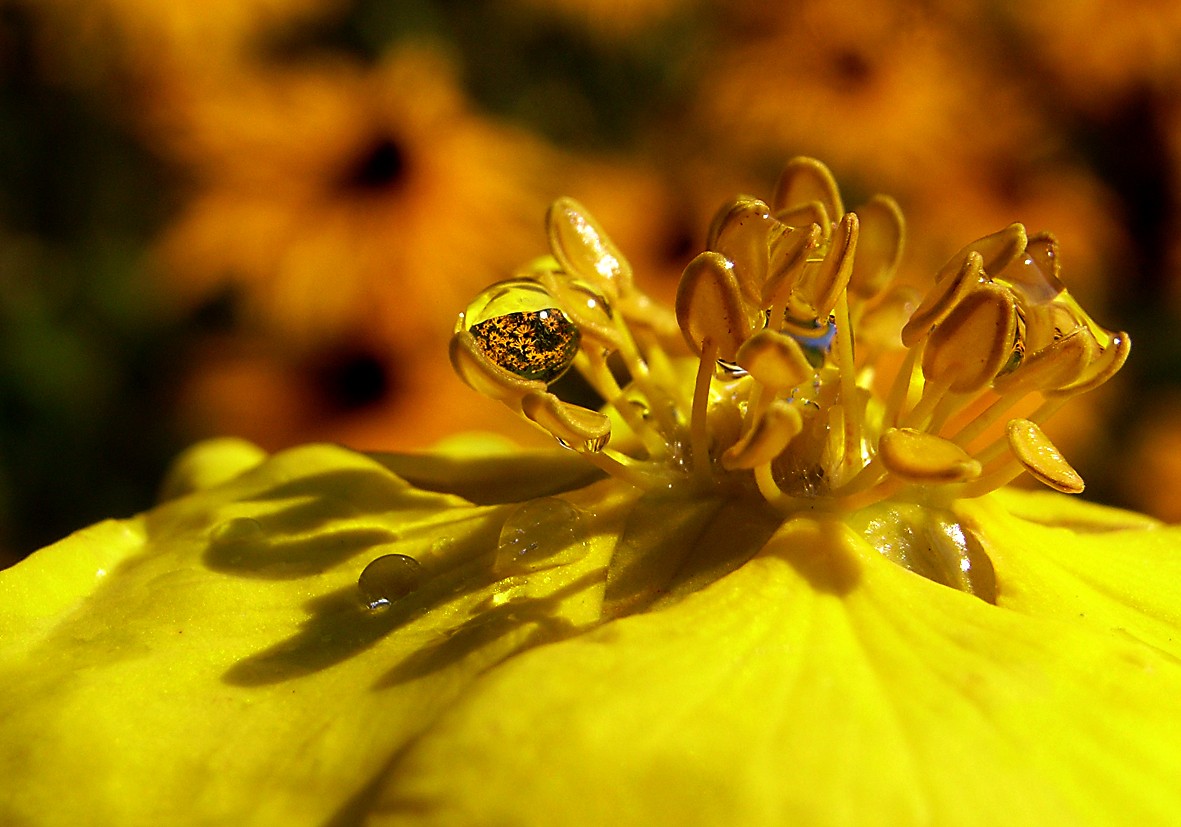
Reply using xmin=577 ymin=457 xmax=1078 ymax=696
xmin=494 ymin=497 xmax=590 ymax=576
xmin=460 ymin=279 xmax=581 ymax=383
xmin=782 ymin=315 xmax=838 ymax=368
xmin=357 ymin=553 xmax=424 ymax=610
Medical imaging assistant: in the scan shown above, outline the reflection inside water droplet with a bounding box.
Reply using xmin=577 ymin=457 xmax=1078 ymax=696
xmin=494 ymin=497 xmax=590 ymax=576
xmin=783 ymin=315 xmax=838 ymax=368
xmin=847 ymin=503 xmax=996 ymax=601
xmin=358 ymin=553 xmax=423 ymax=610
xmin=210 ymin=517 xmax=264 ymax=545
xmin=459 ymin=279 xmax=581 ymax=383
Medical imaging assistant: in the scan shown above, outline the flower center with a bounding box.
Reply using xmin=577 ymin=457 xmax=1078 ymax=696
xmin=452 ymin=158 xmax=1126 ymax=507
xmin=448 ymin=158 xmax=1128 ymax=594
xmin=341 ymin=134 xmax=408 ymax=192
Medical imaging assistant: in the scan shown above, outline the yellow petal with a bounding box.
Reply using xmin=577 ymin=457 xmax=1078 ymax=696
xmin=364 ymin=517 xmax=1181 ymax=826
xmin=5 ymin=442 xmax=1181 ymax=827
xmin=0 ymin=444 xmax=622 ymax=826
xmin=957 ymin=491 xmax=1181 ymax=661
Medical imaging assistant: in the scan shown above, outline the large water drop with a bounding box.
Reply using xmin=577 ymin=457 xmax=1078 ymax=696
xmin=494 ymin=497 xmax=590 ymax=576
xmin=459 ymin=279 xmax=580 ymax=383
xmin=358 ymin=553 xmax=424 ymax=610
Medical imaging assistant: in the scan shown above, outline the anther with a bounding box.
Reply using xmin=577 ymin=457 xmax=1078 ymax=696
xmin=772 ymin=156 xmax=845 ymax=222
xmin=921 ymin=283 xmax=1017 ymax=395
xmin=1006 ymin=418 xmax=1084 ymax=493
xmin=521 ymin=391 xmax=612 ymax=453
xmin=546 ymin=197 xmax=634 ymax=299
xmin=878 ymin=428 xmax=982 ymax=484
xmin=677 ymin=251 xmax=760 ymax=362
xmin=721 ymin=401 xmax=805 ymax=470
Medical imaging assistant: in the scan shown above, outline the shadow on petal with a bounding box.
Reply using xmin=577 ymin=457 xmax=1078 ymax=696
xmin=373 ymin=450 xmax=604 ymax=504
xmin=604 ymin=490 xmax=784 ymax=617
xmin=763 ymin=518 xmax=863 ymax=595
xmin=376 ymin=570 xmax=603 ymax=688
xmin=205 ymin=524 xmax=402 ymax=579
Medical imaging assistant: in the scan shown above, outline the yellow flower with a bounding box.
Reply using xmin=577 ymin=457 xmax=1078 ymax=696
xmin=693 ymin=0 xmax=1040 ymax=189
xmin=993 ymin=0 xmax=1181 ymax=113
xmin=152 ymin=47 xmax=559 ymax=351
xmin=3 ymin=159 xmax=1181 ymax=827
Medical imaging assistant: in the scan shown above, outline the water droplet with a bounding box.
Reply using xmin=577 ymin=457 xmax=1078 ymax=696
xmin=460 ymin=279 xmax=581 ymax=383
xmin=210 ymin=517 xmax=264 ymax=545
xmin=494 ymin=497 xmax=590 ymax=576
xmin=358 ymin=553 xmax=423 ymax=610
xmin=714 ymin=358 xmax=749 ymax=379
xmin=552 ymin=277 xmax=613 ymax=328
xmin=782 ymin=314 xmax=837 ymax=367
xmin=1002 ymin=253 xmax=1066 ymax=305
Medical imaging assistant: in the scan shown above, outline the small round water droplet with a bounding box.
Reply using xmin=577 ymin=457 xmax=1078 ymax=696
xmin=358 ymin=553 xmax=423 ymax=610
xmin=494 ymin=497 xmax=590 ymax=576
xmin=460 ymin=279 xmax=580 ymax=383
xmin=210 ymin=517 xmax=264 ymax=545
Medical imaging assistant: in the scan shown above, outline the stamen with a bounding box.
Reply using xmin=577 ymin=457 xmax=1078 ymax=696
xmin=735 ymin=329 xmax=813 ymax=392
xmin=690 ymin=339 xmax=720 ymax=478
xmin=848 ymin=195 xmax=905 ymax=300
xmin=784 ymin=212 xmax=858 ymax=323
xmin=721 ymin=401 xmax=803 ymax=470
xmin=676 ymin=252 xmax=760 ymax=362
xmin=919 ymin=284 xmax=1017 ymax=395
xmin=451 ymin=158 xmax=1128 ymax=522
xmin=521 ymin=392 xmax=612 ymax=453
xmin=965 ymin=418 xmax=1084 ymax=495
xmin=546 ymin=197 xmax=633 ymax=298
xmin=878 ymin=428 xmax=982 ymax=484
xmin=706 ymin=196 xmax=776 ymax=307
xmin=901 ymin=251 xmax=984 ymax=346
xmin=772 ymin=156 xmax=845 ymax=221
xmin=832 ymin=290 xmax=863 ymax=484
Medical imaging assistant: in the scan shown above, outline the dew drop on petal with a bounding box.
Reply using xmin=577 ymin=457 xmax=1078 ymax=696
xmin=358 ymin=553 xmax=423 ymax=610
xmin=494 ymin=497 xmax=590 ymax=576
xmin=460 ymin=279 xmax=581 ymax=383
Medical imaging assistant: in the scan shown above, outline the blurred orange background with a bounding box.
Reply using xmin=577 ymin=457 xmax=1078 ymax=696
xmin=3 ymin=0 xmax=1181 ymax=563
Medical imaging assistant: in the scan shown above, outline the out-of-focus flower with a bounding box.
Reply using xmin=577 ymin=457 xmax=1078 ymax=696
xmin=1124 ymin=393 xmax=1181 ymax=523
xmin=151 ymin=46 xmax=560 ymax=352
xmin=694 ymin=0 xmax=1039 ymax=190
xmin=995 ymin=0 xmax=1181 ymax=113
xmin=172 ymin=333 xmax=548 ymax=453
xmin=2 ymin=159 xmax=1179 ymax=826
